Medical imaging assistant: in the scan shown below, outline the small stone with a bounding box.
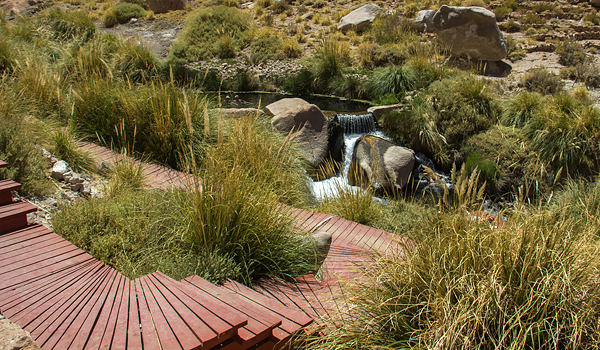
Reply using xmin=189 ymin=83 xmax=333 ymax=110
xmin=62 ymin=171 xmax=73 ymax=182
xmin=42 ymin=148 xmax=51 ymax=158
xmin=81 ymin=181 xmax=91 ymax=195
xmin=97 ymin=161 xmax=113 ymax=175
xmin=69 ymin=175 xmax=84 ymax=185
xmin=51 ymin=160 xmax=69 ymax=180
xmin=70 ymin=183 xmax=83 ymax=192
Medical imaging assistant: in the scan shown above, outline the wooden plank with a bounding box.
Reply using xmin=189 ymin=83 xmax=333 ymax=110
xmin=135 ymin=278 xmax=161 ymax=350
xmin=141 ymin=275 xmax=198 ymax=350
xmin=147 ymin=273 xmax=225 ymax=349
xmin=49 ymin=269 xmax=120 ymax=350
xmin=0 ymin=179 xmax=20 ymax=205
xmin=29 ymin=266 xmax=112 ymax=345
xmin=0 ymin=225 xmax=52 ymax=249
xmin=184 ymin=276 xmax=281 ymax=347
xmin=106 ymin=278 xmax=130 ymax=350
xmin=0 ymin=159 xmax=8 ymax=168
xmin=2 ymin=260 xmax=102 ymax=319
xmin=82 ymin=274 xmax=125 ymax=350
xmin=223 ymin=280 xmax=313 ymax=327
xmin=138 ymin=277 xmax=183 ymax=350
xmin=152 ymin=272 xmax=246 ymax=343
xmin=0 ymin=231 xmax=64 ymax=256
xmin=127 ymin=280 xmax=143 ymax=350
xmin=0 ymin=249 xmax=91 ymax=289
xmin=0 ymin=241 xmax=81 ymax=272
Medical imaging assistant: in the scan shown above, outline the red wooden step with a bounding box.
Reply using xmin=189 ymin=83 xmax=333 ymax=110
xmin=0 ymin=179 xmax=21 ymax=205
xmin=183 ymin=275 xmax=282 ymax=349
xmin=222 ymin=279 xmax=313 ymax=347
xmin=0 ymin=160 xmax=7 ymax=168
xmin=0 ymin=201 xmax=37 ymax=235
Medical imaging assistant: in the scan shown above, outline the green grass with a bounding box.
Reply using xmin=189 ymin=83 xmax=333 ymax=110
xmin=368 ymin=65 xmax=417 ymax=101
xmin=168 ymin=6 xmax=253 ymax=62
xmin=51 ymin=129 xmax=95 ymax=172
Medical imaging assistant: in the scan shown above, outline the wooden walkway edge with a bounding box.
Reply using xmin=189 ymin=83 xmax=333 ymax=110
xmin=0 ymin=143 xmax=401 ymax=349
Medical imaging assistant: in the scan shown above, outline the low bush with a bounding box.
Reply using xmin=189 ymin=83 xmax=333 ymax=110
xmin=108 ymin=3 xmax=146 ymax=26
xmin=168 ymin=6 xmax=253 ymax=62
xmin=520 ymin=67 xmax=564 ymax=95
xmin=556 ymin=40 xmax=587 ymax=67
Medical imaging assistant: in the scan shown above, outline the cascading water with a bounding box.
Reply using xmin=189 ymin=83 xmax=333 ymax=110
xmin=311 ymin=113 xmax=387 ymax=200
xmin=310 ymin=112 xmax=451 ymax=200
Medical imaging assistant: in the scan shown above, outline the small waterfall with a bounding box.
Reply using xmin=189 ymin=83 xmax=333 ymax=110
xmin=337 ymin=113 xmax=376 ymax=134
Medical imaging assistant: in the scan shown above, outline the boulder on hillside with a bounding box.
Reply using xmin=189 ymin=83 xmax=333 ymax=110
xmin=1 ymin=0 xmax=40 ymax=16
xmin=267 ymin=98 xmax=330 ymax=173
xmin=145 ymin=0 xmax=186 ymax=14
xmin=337 ymin=3 xmax=382 ymax=33
xmin=432 ymin=5 xmax=507 ymax=61
xmin=415 ymin=10 xmax=436 ymax=33
xmin=348 ymin=136 xmax=416 ymax=193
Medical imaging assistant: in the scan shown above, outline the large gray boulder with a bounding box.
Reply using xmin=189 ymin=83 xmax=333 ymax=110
xmin=432 ymin=5 xmax=507 ymax=61
xmin=348 ymin=136 xmax=415 ymax=192
xmin=337 ymin=3 xmax=382 ymax=33
xmin=415 ymin=10 xmax=436 ymax=33
xmin=145 ymin=0 xmax=186 ymax=14
xmin=267 ymin=98 xmax=329 ymax=171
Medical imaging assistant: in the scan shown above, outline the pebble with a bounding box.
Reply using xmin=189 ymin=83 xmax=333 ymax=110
xmin=188 ymin=59 xmax=307 ymax=84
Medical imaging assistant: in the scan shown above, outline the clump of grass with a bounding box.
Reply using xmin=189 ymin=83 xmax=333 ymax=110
xmin=317 ymin=183 xmax=382 ymax=226
xmin=106 ymin=156 xmax=147 ymax=196
xmin=307 ymin=172 xmax=600 ymax=350
xmin=520 ymin=68 xmax=564 ymax=95
xmin=501 ymin=91 xmax=544 ymax=128
xmin=104 ymin=2 xmax=146 ymax=27
xmin=168 ymin=6 xmax=253 ymax=62
xmin=112 ymin=39 xmax=159 ymax=82
xmin=0 ymin=90 xmax=53 ymax=195
xmin=51 ymin=129 xmax=95 ymax=172
xmin=312 ymin=38 xmax=351 ymax=93
xmin=368 ymin=65 xmax=417 ymax=101
xmin=524 ymin=93 xmax=600 ymax=172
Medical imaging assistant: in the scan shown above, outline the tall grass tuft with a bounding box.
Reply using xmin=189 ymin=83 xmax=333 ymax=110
xmin=368 ymin=65 xmax=417 ymax=99
xmin=501 ymin=91 xmax=544 ymax=128
xmin=313 ymin=38 xmax=351 ymax=92
xmin=51 ymin=129 xmax=95 ymax=172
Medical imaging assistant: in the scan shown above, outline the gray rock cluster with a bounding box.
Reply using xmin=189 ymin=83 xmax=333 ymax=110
xmin=44 ymin=150 xmax=101 ymax=198
xmin=188 ymin=59 xmax=306 ymax=83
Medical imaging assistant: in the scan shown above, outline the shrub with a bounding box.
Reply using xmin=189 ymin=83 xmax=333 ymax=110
xmin=102 ymin=8 xmax=118 ymax=27
xmin=270 ymin=0 xmax=290 ymax=13
xmin=39 ymin=8 xmax=96 ymax=44
xmin=556 ymin=40 xmax=587 ymax=67
xmin=312 ymin=0 xmax=327 ymax=8
xmin=282 ymin=38 xmax=302 ymax=58
xmin=251 ymin=29 xmax=285 ymax=60
xmin=106 ymin=156 xmax=147 ymax=196
xmin=494 ymin=6 xmax=510 ymax=21
xmin=584 ymin=11 xmax=600 ymax=25
xmin=501 ymin=91 xmax=544 ymax=127
xmin=283 ymin=68 xmax=315 ymax=95
xmin=501 ymin=18 xmax=520 ymax=32
xmin=521 ymin=12 xmax=545 ymax=24
xmin=168 ymin=6 xmax=253 ymax=62
xmin=520 ymin=68 xmax=564 ymax=95
xmin=0 ymin=37 xmax=16 ymax=73
xmin=368 ymin=65 xmax=417 ymax=99
xmin=110 ymin=3 xmax=146 ymax=25
xmin=317 ymin=184 xmax=382 ymax=226
xmin=368 ymin=12 xmax=418 ymax=46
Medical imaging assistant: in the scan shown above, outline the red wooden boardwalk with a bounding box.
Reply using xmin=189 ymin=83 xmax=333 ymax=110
xmin=0 ymin=143 xmax=401 ymax=349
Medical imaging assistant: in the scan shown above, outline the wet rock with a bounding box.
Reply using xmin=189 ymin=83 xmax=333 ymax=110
xmin=432 ymin=5 xmax=507 ymax=61
xmin=349 ymin=136 xmax=416 ymax=192
xmin=367 ymin=104 xmax=402 ymax=122
xmin=51 ymin=161 xmax=69 ymax=180
xmin=337 ymin=3 xmax=381 ymax=33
